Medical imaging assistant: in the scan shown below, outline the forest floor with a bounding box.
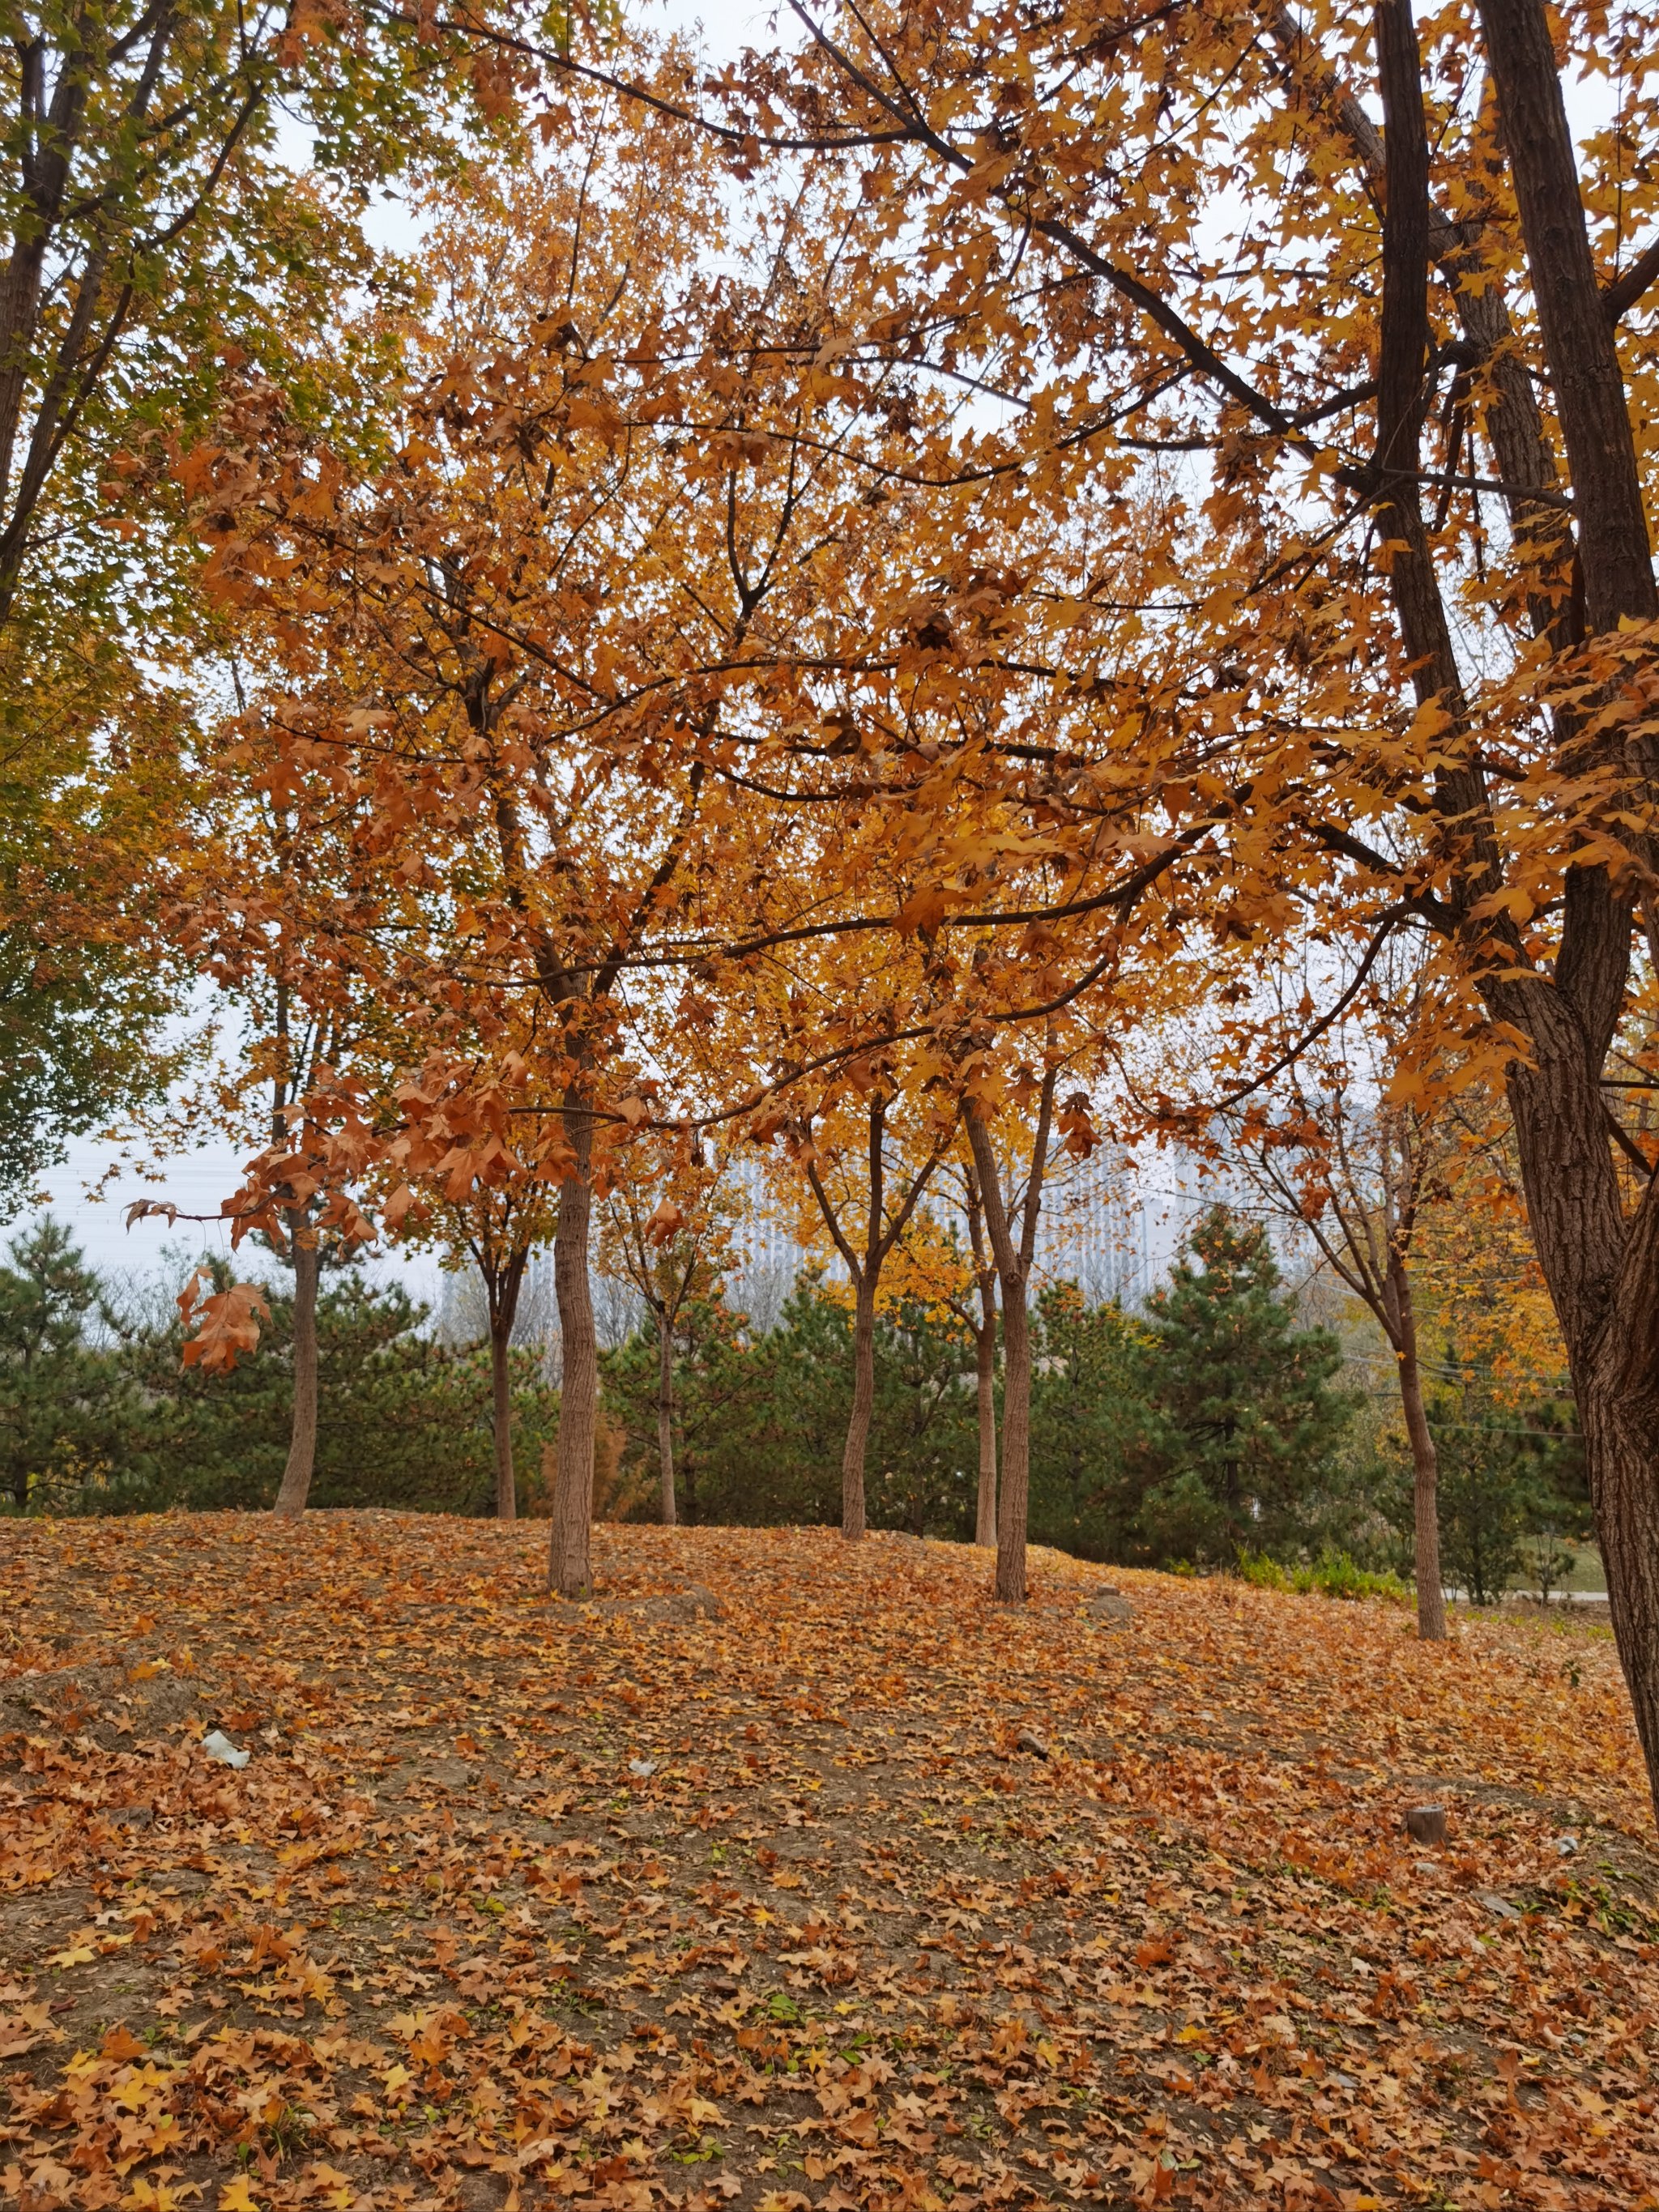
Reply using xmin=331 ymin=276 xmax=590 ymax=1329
xmin=1 ymin=1515 xmax=1657 ymax=2212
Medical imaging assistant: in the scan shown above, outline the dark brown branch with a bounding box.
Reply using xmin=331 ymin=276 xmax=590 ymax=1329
xmin=1604 ymin=237 xmax=1659 ymax=325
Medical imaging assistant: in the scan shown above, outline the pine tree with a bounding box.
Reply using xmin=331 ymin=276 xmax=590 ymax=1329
xmin=599 ymin=1275 xmax=979 ymax=1533
xmin=0 ymin=1217 xmax=125 ymax=1510
xmin=1137 ymin=1208 xmax=1351 ymax=1564
xmin=1424 ymin=1358 xmax=1588 ymax=1606
xmin=1028 ymin=1284 xmax=1150 ymax=1561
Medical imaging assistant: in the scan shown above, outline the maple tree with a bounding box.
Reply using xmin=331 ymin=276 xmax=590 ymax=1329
xmin=144 ymin=730 xmax=386 ymax=1518
xmin=940 ymin=1157 xmax=1000 ymax=1549
xmin=1410 ymin=1140 xmax=1575 ymax=1409
xmin=173 ymin=78 xmax=1123 ymax=1590
xmin=169 ymin=126 xmax=741 ymax=1588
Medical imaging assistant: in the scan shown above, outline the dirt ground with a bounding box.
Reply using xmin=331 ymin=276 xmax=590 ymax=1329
xmin=2 ymin=1513 xmax=1656 ymax=2211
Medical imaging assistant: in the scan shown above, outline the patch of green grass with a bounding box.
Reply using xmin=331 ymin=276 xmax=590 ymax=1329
xmin=1235 ymin=1549 xmax=1290 ymax=1591
xmin=1236 ymin=1549 xmax=1409 ymax=1603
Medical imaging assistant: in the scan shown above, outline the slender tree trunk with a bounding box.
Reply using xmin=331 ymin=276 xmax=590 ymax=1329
xmin=656 ymin=1307 xmax=677 ymax=1526
xmin=549 ymin=1100 xmax=597 ymax=1596
xmin=975 ymin=1284 xmax=998 ymax=1549
xmin=1387 ymin=1255 xmax=1444 ymax=1640
xmin=481 ymin=1246 xmax=527 ymax=1522
xmin=965 ymin=1107 xmax=1037 ymax=1601
xmin=273 ymin=1232 xmax=320 ymax=1519
xmin=490 ymin=1315 xmax=517 ymax=1522
xmin=11 ymin=1380 xmax=28 ymax=1508
xmin=965 ymin=1170 xmax=998 ymax=1546
xmin=842 ymin=1272 xmax=876 ymax=1541
xmin=995 ymin=1273 xmax=1031 ymax=1602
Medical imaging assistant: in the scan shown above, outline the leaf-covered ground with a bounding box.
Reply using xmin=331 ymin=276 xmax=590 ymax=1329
xmin=2 ymin=1516 xmax=1656 ymax=2212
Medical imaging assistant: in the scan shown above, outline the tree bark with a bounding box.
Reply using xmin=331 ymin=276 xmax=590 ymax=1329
xmin=656 ymin=1306 xmax=677 ymax=1527
xmin=1385 ymin=1254 xmax=1444 ymax=1640
xmin=1269 ymin=5 xmax=1572 ymax=630
xmin=965 ymin=1076 xmax=1056 ymax=1604
xmin=481 ymin=1245 xmax=528 ymax=1523
xmin=975 ymin=1282 xmax=998 ymax=1550
xmin=968 ymin=0 xmax=1659 ymax=1803
xmin=1371 ymin=0 xmax=1474 ymax=717
xmin=273 ymin=1232 xmax=320 ymax=1519
xmin=1580 ymin=1323 xmax=1659 ymax=1792
xmin=1473 ymin=0 xmax=1659 ymax=1812
xmin=842 ymin=1272 xmax=876 ymax=1541
xmin=548 ymin=1099 xmax=597 ymax=1596
xmin=992 ymin=1259 xmax=1031 ymax=1602
xmin=490 ymin=1314 xmax=517 ymax=1522
xmin=965 ymin=1168 xmax=998 ymax=1546
xmin=1478 ymin=0 xmax=1657 ymax=636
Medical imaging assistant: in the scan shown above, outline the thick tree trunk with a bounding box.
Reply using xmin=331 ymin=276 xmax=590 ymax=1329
xmin=490 ymin=1316 xmax=517 ymax=1522
xmin=842 ymin=1272 xmax=876 ymax=1541
xmin=548 ymin=1102 xmax=597 ymax=1596
xmin=1478 ymin=0 xmax=1657 ymax=636
xmin=1387 ymin=1256 xmax=1444 ymax=1640
xmin=273 ymin=1234 xmax=320 ymax=1519
xmin=656 ymin=1308 xmax=677 ymax=1527
xmin=975 ymin=1284 xmax=998 ymax=1549
xmin=1474 ymin=0 xmax=1659 ymax=1812
xmin=1507 ymin=1032 xmax=1659 ymax=1796
xmin=1580 ymin=1346 xmax=1659 ymax=1796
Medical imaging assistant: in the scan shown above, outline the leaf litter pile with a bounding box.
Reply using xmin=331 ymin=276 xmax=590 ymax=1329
xmin=2 ymin=1518 xmax=1657 ymax=2212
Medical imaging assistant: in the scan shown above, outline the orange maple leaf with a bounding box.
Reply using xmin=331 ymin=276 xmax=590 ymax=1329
xmin=177 ymin=1271 xmax=271 ymax=1374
